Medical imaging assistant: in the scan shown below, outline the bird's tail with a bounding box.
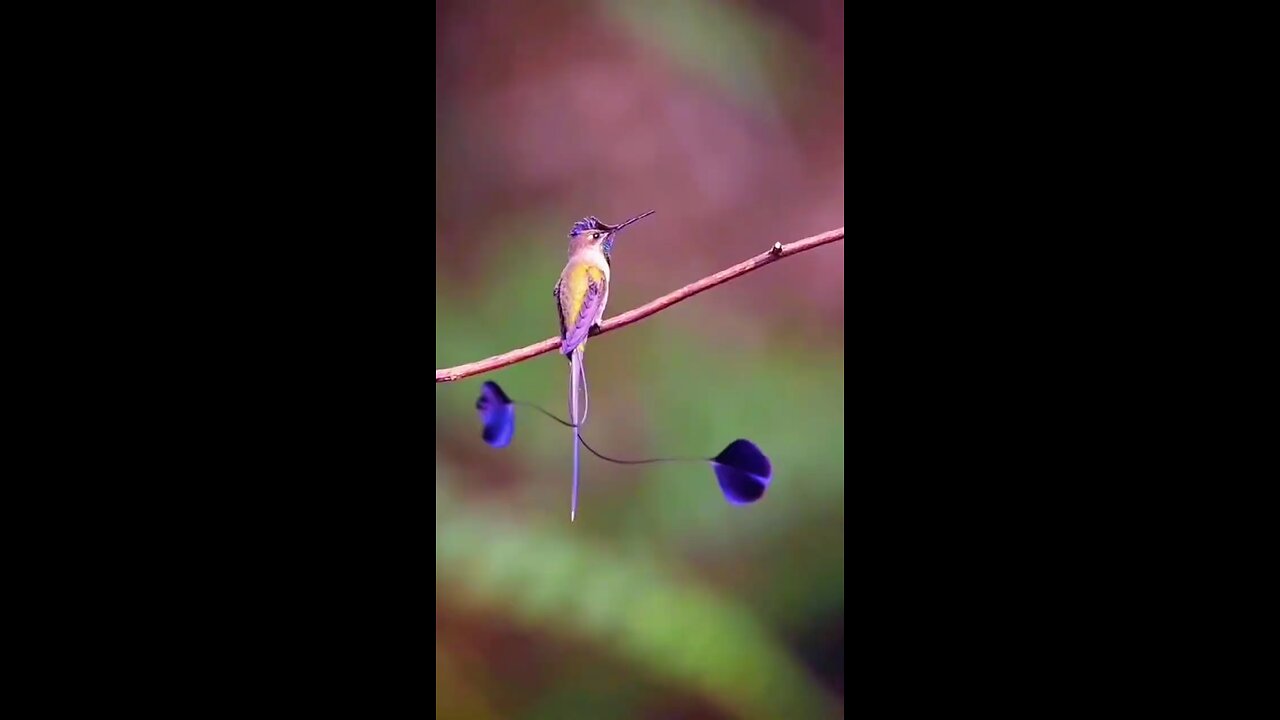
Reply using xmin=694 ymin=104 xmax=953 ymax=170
xmin=569 ymin=346 xmax=587 ymax=522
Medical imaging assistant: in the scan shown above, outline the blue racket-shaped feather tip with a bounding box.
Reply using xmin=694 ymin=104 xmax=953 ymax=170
xmin=711 ymin=439 xmax=772 ymax=504
xmin=475 ymin=381 xmax=515 ymax=448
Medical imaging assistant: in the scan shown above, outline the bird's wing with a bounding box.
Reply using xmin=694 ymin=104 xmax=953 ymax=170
xmin=554 ymin=279 xmax=567 ymax=341
xmin=558 ymin=263 xmax=607 ymax=355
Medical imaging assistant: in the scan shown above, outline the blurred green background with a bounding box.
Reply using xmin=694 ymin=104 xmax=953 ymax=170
xmin=436 ymin=1 xmax=844 ymax=718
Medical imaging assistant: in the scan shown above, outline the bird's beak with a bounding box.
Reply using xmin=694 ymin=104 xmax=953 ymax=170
xmin=607 ymin=210 xmax=656 ymax=233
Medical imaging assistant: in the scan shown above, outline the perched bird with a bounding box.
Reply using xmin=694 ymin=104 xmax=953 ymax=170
xmin=554 ymin=211 xmax=655 ymax=522
xmin=475 ymin=380 xmax=773 ymax=506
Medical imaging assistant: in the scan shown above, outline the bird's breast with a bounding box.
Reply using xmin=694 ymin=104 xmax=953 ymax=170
xmin=581 ymin=248 xmax=610 ymax=284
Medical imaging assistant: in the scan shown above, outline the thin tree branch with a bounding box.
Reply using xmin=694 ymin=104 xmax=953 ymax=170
xmin=435 ymin=226 xmax=845 ymax=383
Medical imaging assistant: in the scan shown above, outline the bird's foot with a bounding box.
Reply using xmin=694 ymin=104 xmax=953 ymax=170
xmin=588 ymin=323 xmax=601 ymax=337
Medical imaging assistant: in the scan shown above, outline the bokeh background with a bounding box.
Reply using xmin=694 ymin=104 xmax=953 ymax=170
xmin=436 ymin=1 xmax=844 ymax=718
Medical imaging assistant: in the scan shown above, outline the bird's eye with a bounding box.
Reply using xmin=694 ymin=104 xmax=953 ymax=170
xmin=592 ymin=232 xmax=602 ymax=240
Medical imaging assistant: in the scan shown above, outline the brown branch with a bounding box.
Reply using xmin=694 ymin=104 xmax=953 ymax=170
xmin=435 ymin=226 xmax=845 ymax=383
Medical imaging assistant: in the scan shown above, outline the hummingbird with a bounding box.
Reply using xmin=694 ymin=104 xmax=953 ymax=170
xmin=554 ymin=210 xmax=656 ymax=522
